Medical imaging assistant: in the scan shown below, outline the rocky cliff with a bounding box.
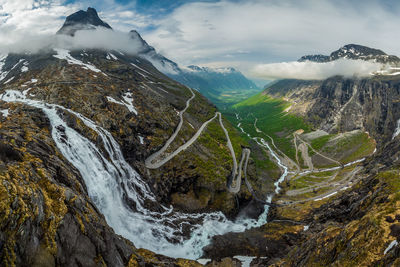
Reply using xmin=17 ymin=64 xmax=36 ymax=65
xmin=264 ymin=75 xmax=400 ymax=145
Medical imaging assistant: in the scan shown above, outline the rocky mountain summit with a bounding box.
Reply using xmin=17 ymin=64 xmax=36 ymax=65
xmin=57 ymin=7 xmax=112 ymax=36
xmin=299 ymin=44 xmax=400 ymax=64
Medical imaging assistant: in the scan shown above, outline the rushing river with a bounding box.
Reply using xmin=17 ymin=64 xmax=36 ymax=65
xmin=0 ymin=90 xmax=288 ymax=259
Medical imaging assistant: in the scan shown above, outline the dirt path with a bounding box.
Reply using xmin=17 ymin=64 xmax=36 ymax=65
xmin=298 ymin=142 xmax=313 ymax=171
xmin=297 ymin=135 xmax=342 ymax=167
xmin=293 ymin=134 xmax=301 ymax=167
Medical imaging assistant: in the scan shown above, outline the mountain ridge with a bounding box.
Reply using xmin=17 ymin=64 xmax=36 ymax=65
xmin=55 ymin=7 xmax=258 ymax=103
xmin=299 ymin=44 xmax=400 ymax=64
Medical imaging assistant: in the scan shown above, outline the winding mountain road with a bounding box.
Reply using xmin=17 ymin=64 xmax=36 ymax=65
xmin=145 ymin=111 xmax=217 ymax=169
xmin=145 ymin=88 xmax=196 ymax=168
xmin=145 ymin=90 xmax=251 ymax=195
xmin=218 ymin=113 xmax=250 ymax=194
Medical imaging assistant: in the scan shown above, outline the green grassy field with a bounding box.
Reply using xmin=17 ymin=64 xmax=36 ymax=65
xmin=223 ymin=92 xmax=311 ymax=161
xmin=212 ymin=88 xmax=262 ymax=110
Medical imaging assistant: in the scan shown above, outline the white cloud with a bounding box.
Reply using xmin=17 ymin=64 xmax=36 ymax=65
xmin=250 ymin=59 xmax=384 ymax=80
xmin=0 ymin=0 xmax=82 ymax=45
xmin=0 ymin=28 xmax=145 ymax=54
xmin=0 ymin=0 xmax=150 ymax=47
xmin=142 ymin=0 xmax=400 ymax=74
xmin=1 ymin=0 xmax=400 ymax=79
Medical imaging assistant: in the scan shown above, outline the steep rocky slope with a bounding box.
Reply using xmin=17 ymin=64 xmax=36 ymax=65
xmin=0 ymin=8 xmax=274 ymax=266
xmin=265 ymin=74 xmax=400 ymax=146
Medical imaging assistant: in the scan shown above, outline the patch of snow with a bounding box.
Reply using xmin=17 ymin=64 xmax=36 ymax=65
xmin=137 ymin=72 xmax=148 ymax=79
xmin=340 ymin=186 xmax=350 ymax=191
xmin=53 ymin=48 xmax=103 ymax=74
xmin=31 ymin=78 xmax=38 ymax=83
xmin=188 ymin=122 xmax=194 ymax=129
xmin=0 ymin=54 xmax=9 ymax=81
xmin=130 ymin=63 xmax=151 ymax=75
xmin=21 ymin=61 xmax=29 ymax=72
xmin=11 ymin=59 xmax=24 ymax=71
xmin=109 ymin=53 xmax=118 ymax=60
xmin=107 ymin=93 xmax=138 ymax=115
xmin=0 ymin=109 xmax=9 ymax=117
xmin=4 ymin=76 xmax=14 ymax=84
xmin=121 ymin=92 xmax=138 ymax=115
xmin=22 ymin=88 xmax=32 ymax=96
xmin=106 ymin=96 xmax=121 ymax=105
xmin=106 ymin=54 xmax=111 ymax=60
xmin=392 ymin=119 xmax=400 ymax=140
xmin=314 ymin=191 xmax=337 ymax=201
xmin=139 ymin=136 xmax=144 ymax=144
xmin=384 ymin=240 xmax=398 ymax=255
xmin=303 ymin=225 xmax=309 ymax=231
xmin=233 ymin=256 xmax=256 ymax=267
xmin=196 ymin=259 xmax=211 ymax=265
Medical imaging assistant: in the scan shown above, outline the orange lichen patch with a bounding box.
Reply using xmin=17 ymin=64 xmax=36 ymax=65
xmin=261 ymin=222 xmax=303 ymax=240
xmin=176 ymin=258 xmax=203 ymax=267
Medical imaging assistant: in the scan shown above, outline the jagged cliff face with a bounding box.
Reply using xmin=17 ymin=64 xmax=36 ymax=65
xmin=265 ymin=75 xmax=400 ymax=145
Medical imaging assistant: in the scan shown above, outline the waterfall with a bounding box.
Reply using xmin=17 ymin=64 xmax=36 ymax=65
xmin=0 ymin=89 xmax=287 ymax=259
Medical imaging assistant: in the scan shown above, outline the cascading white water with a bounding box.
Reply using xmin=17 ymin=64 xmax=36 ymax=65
xmin=0 ymin=89 xmax=288 ymax=259
xmin=254 ymin=138 xmax=288 ymax=193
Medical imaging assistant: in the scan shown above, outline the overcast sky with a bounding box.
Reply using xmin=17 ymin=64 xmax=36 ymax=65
xmin=1 ymin=0 xmax=399 ymax=78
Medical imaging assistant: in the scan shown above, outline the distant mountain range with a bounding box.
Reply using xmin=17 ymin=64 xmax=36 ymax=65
xmin=298 ymin=44 xmax=400 ymax=64
xmin=168 ymin=65 xmax=258 ymax=102
xmin=57 ymin=8 xmax=259 ymax=103
xmin=123 ymin=31 xmax=259 ymax=103
xmin=58 ymin=9 xmax=259 ymax=103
